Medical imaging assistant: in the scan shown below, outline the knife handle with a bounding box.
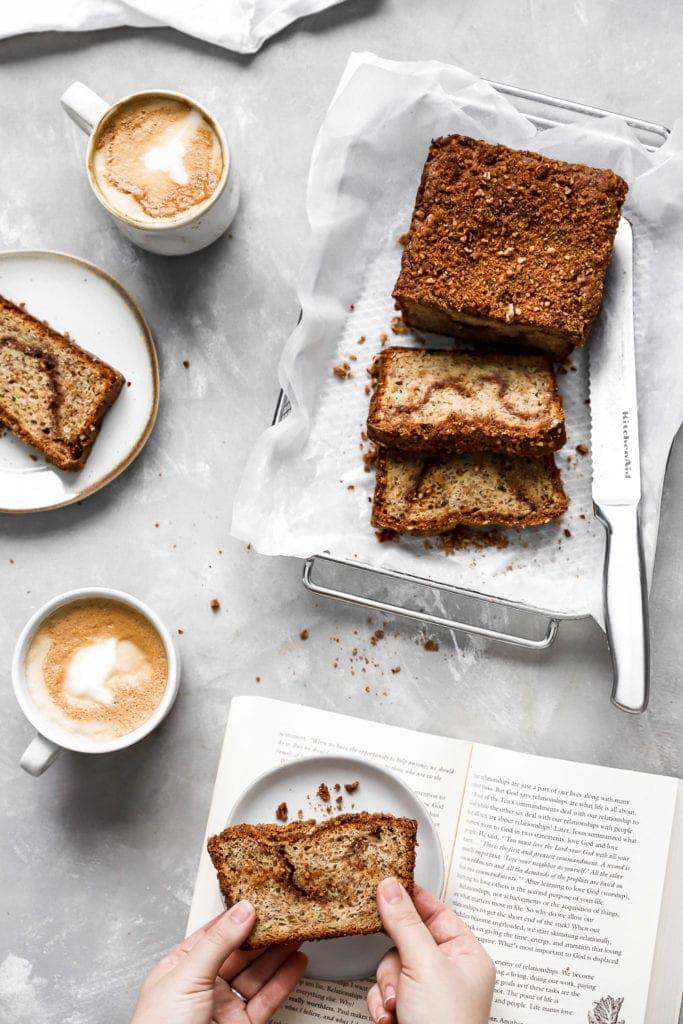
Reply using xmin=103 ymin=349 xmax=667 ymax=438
xmin=594 ymin=502 xmax=650 ymax=713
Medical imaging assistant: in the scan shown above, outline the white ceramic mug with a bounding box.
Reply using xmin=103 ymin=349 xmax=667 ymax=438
xmin=12 ymin=587 xmax=180 ymax=776
xmin=60 ymin=83 xmax=239 ymax=255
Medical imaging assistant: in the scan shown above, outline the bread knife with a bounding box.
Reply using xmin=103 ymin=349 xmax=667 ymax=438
xmin=589 ymin=218 xmax=649 ymax=713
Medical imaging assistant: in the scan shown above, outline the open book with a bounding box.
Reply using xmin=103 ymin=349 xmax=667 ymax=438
xmin=189 ymin=697 xmax=683 ymax=1024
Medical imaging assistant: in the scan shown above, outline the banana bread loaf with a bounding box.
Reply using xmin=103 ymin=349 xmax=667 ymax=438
xmin=207 ymin=813 xmax=417 ymax=949
xmin=0 ymin=295 xmax=124 ymax=471
xmin=393 ymin=135 xmax=628 ymax=359
xmin=368 ymin=346 xmax=565 ymax=455
xmin=371 ymin=448 xmax=568 ymax=532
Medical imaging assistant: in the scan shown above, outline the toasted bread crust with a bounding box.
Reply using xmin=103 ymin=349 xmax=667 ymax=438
xmin=393 ymin=135 xmax=628 ymax=358
xmin=0 ymin=295 xmax=124 ymax=470
xmin=371 ymin=448 xmax=568 ymax=532
xmin=208 ymin=813 xmax=417 ymax=949
xmin=368 ymin=347 xmax=565 ymax=456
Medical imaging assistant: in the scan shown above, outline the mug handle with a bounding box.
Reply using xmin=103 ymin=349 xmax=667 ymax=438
xmin=20 ymin=734 xmax=62 ymax=776
xmin=61 ymin=82 xmax=110 ymax=135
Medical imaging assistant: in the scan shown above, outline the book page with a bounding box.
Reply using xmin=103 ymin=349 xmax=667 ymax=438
xmin=448 ymin=745 xmax=678 ymax=1024
xmin=188 ymin=696 xmax=471 ymax=1022
xmin=644 ymin=784 xmax=683 ymax=1024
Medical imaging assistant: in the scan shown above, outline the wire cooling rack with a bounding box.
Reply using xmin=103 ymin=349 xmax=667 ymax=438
xmin=272 ymin=82 xmax=669 ymax=649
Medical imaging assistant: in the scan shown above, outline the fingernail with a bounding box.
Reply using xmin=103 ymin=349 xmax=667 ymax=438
xmin=378 ymin=877 xmax=403 ymax=904
xmin=377 ymin=1014 xmax=391 ymax=1024
xmin=228 ymin=900 xmax=253 ymax=923
xmin=384 ymin=984 xmax=396 ymax=1010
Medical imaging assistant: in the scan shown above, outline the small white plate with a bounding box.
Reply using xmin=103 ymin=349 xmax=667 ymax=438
xmin=0 ymin=250 xmax=158 ymax=512
xmin=226 ymin=754 xmax=445 ymax=982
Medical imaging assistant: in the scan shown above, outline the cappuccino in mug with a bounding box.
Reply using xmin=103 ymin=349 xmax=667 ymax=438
xmin=92 ymin=95 xmax=224 ymax=226
xmin=25 ymin=597 xmax=168 ymax=741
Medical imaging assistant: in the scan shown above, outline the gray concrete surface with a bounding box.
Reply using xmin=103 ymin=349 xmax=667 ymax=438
xmin=0 ymin=2 xmax=681 ymax=1020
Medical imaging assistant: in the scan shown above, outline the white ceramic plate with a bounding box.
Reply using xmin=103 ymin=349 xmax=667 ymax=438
xmin=0 ymin=250 xmax=158 ymax=512
xmin=226 ymin=754 xmax=445 ymax=982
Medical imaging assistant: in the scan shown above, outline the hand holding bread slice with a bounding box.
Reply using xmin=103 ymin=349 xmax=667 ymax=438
xmin=208 ymin=813 xmax=417 ymax=949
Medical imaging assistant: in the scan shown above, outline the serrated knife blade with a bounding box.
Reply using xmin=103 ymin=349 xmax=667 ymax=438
xmin=588 ymin=218 xmax=649 ymax=713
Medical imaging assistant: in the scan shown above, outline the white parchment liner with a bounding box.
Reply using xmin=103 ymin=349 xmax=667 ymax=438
xmin=232 ymin=53 xmax=683 ymax=626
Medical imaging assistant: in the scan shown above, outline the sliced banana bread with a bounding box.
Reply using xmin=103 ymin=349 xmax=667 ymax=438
xmin=368 ymin=347 xmax=565 ymax=455
xmin=372 ymin=448 xmax=568 ymax=532
xmin=207 ymin=813 xmax=417 ymax=948
xmin=393 ymin=135 xmax=628 ymax=359
xmin=0 ymin=295 xmax=124 ymax=471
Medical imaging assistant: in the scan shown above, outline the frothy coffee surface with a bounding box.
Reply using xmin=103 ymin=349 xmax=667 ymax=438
xmin=25 ymin=598 xmax=168 ymax=741
xmin=92 ymin=96 xmax=223 ymax=224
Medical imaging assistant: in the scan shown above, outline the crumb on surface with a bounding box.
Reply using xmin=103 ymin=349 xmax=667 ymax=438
xmin=391 ymin=666 xmax=401 ymax=674
xmin=333 ymin=362 xmax=352 ymax=379
xmin=317 ymin=783 xmax=331 ymax=803
xmin=436 ymin=526 xmax=510 ymax=554
xmin=344 ymin=781 xmax=359 ymax=794
xmin=564 ymin=528 xmax=572 ymax=538
xmin=299 ymin=629 xmax=309 ymax=640
xmin=370 ymin=629 xmax=385 ymax=646
xmin=375 ymin=528 xmax=399 ymax=543
xmin=363 ymin=447 xmax=378 ymax=471
xmin=255 ymin=675 xmax=261 ymax=682
xmin=182 ymin=360 xmax=190 ymax=368
xmin=576 ymin=443 xmax=589 ymax=455
xmin=423 ymin=638 xmax=440 ymax=652
xmin=391 ymin=316 xmax=407 ymax=335
xmin=210 ymin=598 xmax=220 ymax=611
xmin=356 ymin=335 xmax=366 ymax=345
xmin=275 ymin=801 xmax=288 ymax=821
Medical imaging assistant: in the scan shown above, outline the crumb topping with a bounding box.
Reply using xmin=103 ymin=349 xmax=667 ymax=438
xmin=394 ymin=135 xmax=627 ymax=342
xmin=275 ymin=801 xmax=288 ymax=821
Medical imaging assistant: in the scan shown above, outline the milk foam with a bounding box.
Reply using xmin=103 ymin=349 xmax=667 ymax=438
xmin=142 ymin=109 xmax=202 ymax=185
xmin=62 ymin=637 xmax=151 ymax=706
xmin=92 ymin=96 xmax=224 ymax=226
xmin=24 ymin=598 xmax=168 ymax=742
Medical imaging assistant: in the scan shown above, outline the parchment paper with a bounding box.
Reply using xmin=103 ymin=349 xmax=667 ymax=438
xmin=232 ymin=52 xmax=683 ymax=625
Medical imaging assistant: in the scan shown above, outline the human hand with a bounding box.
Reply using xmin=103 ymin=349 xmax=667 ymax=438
xmin=366 ymin=880 xmax=495 ymax=1024
xmin=130 ymin=901 xmax=307 ymax=1024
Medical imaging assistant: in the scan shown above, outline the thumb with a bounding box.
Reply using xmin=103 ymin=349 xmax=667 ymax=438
xmin=377 ymin=878 xmax=436 ymax=970
xmin=176 ymin=901 xmax=256 ymax=985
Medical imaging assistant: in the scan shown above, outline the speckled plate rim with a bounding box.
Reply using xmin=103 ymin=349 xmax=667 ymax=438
xmin=0 ymin=249 xmax=159 ymax=514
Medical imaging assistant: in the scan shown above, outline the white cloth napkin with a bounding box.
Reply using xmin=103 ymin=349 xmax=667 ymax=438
xmin=0 ymin=0 xmax=346 ymax=53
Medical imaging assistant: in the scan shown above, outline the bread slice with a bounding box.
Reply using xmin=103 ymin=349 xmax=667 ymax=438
xmin=207 ymin=813 xmax=417 ymax=949
xmin=393 ymin=135 xmax=628 ymax=359
xmin=368 ymin=347 xmax=565 ymax=456
xmin=372 ymin=448 xmax=568 ymax=532
xmin=0 ymin=295 xmax=124 ymax=471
